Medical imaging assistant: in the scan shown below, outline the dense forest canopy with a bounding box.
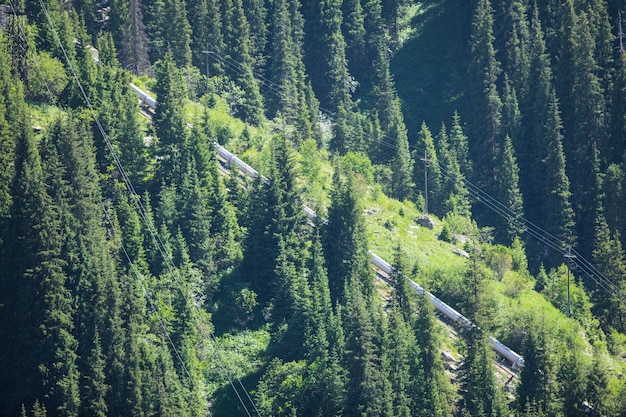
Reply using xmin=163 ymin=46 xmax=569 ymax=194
xmin=0 ymin=0 xmax=626 ymax=416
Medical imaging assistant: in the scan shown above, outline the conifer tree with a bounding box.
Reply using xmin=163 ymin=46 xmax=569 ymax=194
xmin=519 ymin=3 xmax=552 ymax=208
xmin=242 ymin=0 xmax=268 ymax=73
xmin=0 ymin=33 xmax=17 ymax=239
xmin=411 ymin=291 xmax=453 ymax=416
xmin=186 ymin=0 xmax=224 ymax=77
xmin=517 ymin=323 xmax=561 ymax=415
xmin=389 ymin=246 xmax=414 ymax=323
xmin=389 ymin=113 xmax=413 ymax=201
xmin=495 ymin=135 xmax=526 ymax=244
xmin=412 ymin=122 xmax=442 ymax=215
xmin=558 ymin=10 xmax=607 ymax=254
xmin=304 ymin=233 xmax=346 ymax=416
xmin=449 ymin=111 xmax=471 ymax=179
xmin=342 ymin=0 xmax=367 ymax=84
xmin=499 ymin=0 xmax=531 ymax=103
xmin=267 ymin=0 xmax=319 ymax=143
xmin=457 ymin=328 xmax=507 ymax=417
xmin=467 ymin=0 xmax=503 ymax=198
xmin=221 ymin=0 xmax=264 ymax=125
xmin=342 ymin=282 xmax=393 ymax=417
xmin=592 ymin=211 xmax=626 ymax=333
xmin=109 ymin=0 xmax=150 ymax=75
xmin=385 ymin=309 xmax=414 ymax=417
xmin=541 ymin=91 xmax=576 ymax=259
xmin=436 ymin=123 xmax=471 ymax=216
xmin=153 ymin=51 xmax=188 ymax=186
xmin=323 ymin=170 xmax=374 ymax=303
xmin=0 ymin=110 xmax=80 ymax=416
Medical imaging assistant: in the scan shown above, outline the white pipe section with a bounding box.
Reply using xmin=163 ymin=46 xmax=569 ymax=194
xmin=129 ymin=82 xmax=524 ymax=369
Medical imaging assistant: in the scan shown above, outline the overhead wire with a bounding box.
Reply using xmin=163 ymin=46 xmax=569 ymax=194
xmin=204 ymin=43 xmax=626 ymax=305
xmin=32 ymin=0 xmax=261 ymax=414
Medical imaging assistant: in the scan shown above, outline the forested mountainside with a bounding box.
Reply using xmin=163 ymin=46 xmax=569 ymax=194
xmin=1 ymin=0 xmax=626 ymax=415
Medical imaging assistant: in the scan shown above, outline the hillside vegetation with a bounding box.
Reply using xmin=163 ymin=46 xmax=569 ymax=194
xmin=0 ymin=0 xmax=625 ymax=416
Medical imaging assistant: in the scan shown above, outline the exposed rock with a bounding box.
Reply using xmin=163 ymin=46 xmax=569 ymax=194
xmin=453 ymin=248 xmax=470 ymax=259
xmin=416 ymin=214 xmax=435 ymax=229
xmin=453 ymin=233 xmax=469 ymax=244
xmin=441 ymin=351 xmax=456 ymax=362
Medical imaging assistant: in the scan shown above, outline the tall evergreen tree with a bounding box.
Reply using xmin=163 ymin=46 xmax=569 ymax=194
xmin=153 ymin=51 xmax=188 ymax=186
xmin=436 ymin=123 xmax=471 ymax=217
xmin=495 ymin=135 xmax=526 ymax=244
xmin=109 ymin=0 xmax=151 ymax=75
xmin=342 ymin=0 xmax=367 ymax=84
xmin=221 ymin=0 xmax=264 ymax=125
xmin=411 ymin=291 xmax=453 ymax=416
xmin=412 ymin=122 xmax=442 ymax=215
xmin=323 ymin=169 xmax=374 ymax=303
xmin=517 ymin=323 xmax=561 ymax=415
xmin=0 ymin=112 xmax=80 ymax=416
xmin=449 ymin=111 xmax=471 ymax=178
xmin=592 ymin=210 xmax=626 ymax=333
xmin=467 ymin=0 xmax=503 ymax=199
xmin=457 ymin=328 xmax=507 ymax=417
xmin=389 ymin=113 xmax=413 ymax=201
xmin=540 ymin=91 xmax=576 ymax=261
xmin=242 ymin=0 xmax=268 ymax=73
xmin=342 ymin=282 xmax=393 ymax=417
xmin=186 ymin=0 xmax=224 ymax=77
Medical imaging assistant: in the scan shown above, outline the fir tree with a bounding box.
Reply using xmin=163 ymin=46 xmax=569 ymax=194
xmin=153 ymin=51 xmax=189 ymax=186
xmin=342 ymin=0 xmax=367 ymax=84
xmin=517 ymin=323 xmax=561 ymax=415
xmin=541 ymin=91 xmax=576 ymax=261
xmin=412 ymin=122 xmax=442 ymax=215
xmin=436 ymin=123 xmax=471 ymax=217
xmin=221 ymin=0 xmax=264 ymax=125
xmin=389 ymin=113 xmax=413 ymax=201
xmin=467 ymin=0 xmax=503 ymax=199
xmin=449 ymin=111 xmax=472 ymax=179
xmin=109 ymin=0 xmax=151 ymax=75
xmin=323 ymin=169 xmax=374 ymax=303
xmin=495 ymin=135 xmax=526 ymax=244
xmin=457 ymin=328 xmax=507 ymax=417
xmin=342 ymin=282 xmax=393 ymax=417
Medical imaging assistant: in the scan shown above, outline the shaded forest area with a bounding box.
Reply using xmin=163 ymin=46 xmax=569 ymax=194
xmin=0 ymin=0 xmax=625 ymax=416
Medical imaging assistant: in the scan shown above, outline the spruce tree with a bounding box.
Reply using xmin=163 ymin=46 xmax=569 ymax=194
xmin=153 ymin=51 xmax=188 ymax=186
xmin=242 ymin=0 xmax=268 ymax=73
xmin=540 ymin=91 xmax=576 ymax=260
xmin=436 ymin=123 xmax=471 ymax=217
xmin=385 ymin=309 xmax=413 ymax=417
xmin=412 ymin=122 xmax=442 ymax=215
xmin=109 ymin=0 xmax=150 ymax=75
xmin=389 ymin=246 xmax=414 ymax=323
xmin=1 ymin=111 xmax=80 ymax=416
xmin=495 ymin=135 xmax=526 ymax=244
xmin=467 ymin=0 xmax=503 ymax=199
xmin=449 ymin=111 xmax=472 ymax=179
xmin=592 ymin=211 xmax=626 ymax=333
xmin=517 ymin=323 xmax=561 ymax=415
xmin=323 ymin=169 xmax=374 ymax=303
xmin=457 ymin=328 xmax=507 ymax=417
xmin=341 ymin=0 xmax=367 ymax=84
xmin=221 ymin=0 xmax=264 ymax=125
xmin=342 ymin=282 xmax=393 ymax=417
xmin=411 ymin=291 xmax=453 ymax=416
xmin=186 ymin=0 xmax=224 ymax=77
xmin=389 ymin=113 xmax=413 ymax=201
